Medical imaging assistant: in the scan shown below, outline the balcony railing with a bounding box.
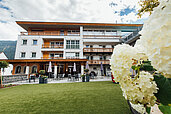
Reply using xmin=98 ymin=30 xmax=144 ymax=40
xmin=20 ymin=32 xmax=80 ymax=36
xmin=83 ymin=35 xmax=121 ymax=38
xmin=83 ymin=48 xmax=113 ymax=53
xmin=41 ymin=57 xmax=86 ymax=59
xmin=88 ymin=60 xmax=110 ymax=65
xmin=41 ymin=57 xmax=63 ymax=59
xmin=42 ymin=44 xmax=64 ymax=49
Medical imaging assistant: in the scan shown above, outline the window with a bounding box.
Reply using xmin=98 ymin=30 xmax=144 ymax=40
xmin=32 ymin=66 xmax=37 ymax=73
xmin=22 ymin=40 xmax=27 ymax=45
xmin=21 ymin=52 xmax=26 ymax=58
xmin=50 ymin=53 xmax=54 ymax=58
xmin=66 ymin=40 xmax=70 ymax=49
xmin=66 ymin=52 xmax=79 ymax=58
xmin=100 ymin=56 xmax=103 ymax=60
xmin=75 ymin=40 xmax=79 ymax=49
xmin=50 ymin=41 xmax=64 ymax=48
xmin=75 ymin=52 xmax=79 ymax=57
xmin=60 ymin=30 xmax=64 ymax=35
xmin=33 ymin=40 xmax=37 ymax=45
xmin=50 ymin=53 xmax=63 ymax=58
xmin=90 ymin=56 xmax=93 ymax=60
xmin=112 ymin=45 xmax=114 ymax=48
xmin=15 ymin=66 xmax=21 ymax=74
xmin=103 ymin=45 xmax=105 ymax=48
xmin=59 ymin=54 xmax=63 ymax=57
xmin=66 ymin=40 xmax=79 ymax=49
xmin=32 ymin=52 xmax=36 ymax=58
xmin=86 ymin=56 xmax=89 ymax=60
xmin=104 ymin=56 xmax=106 ymax=60
xmin=23 ymin=66 xmax=26 ymax=74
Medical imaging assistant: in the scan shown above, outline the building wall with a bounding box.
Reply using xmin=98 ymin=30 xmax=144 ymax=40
xmin=0 ymin=52 xmax=13 ymax=75
xmin=15 ymin=35 xmax=43 ymax=59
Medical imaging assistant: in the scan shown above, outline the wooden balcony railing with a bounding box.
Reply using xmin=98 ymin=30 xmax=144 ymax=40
xmin=42 ymin=44 xmax=64 ymax=49
xmin=20 ymin=32 xmax=80 ymax=36
xmin=88 ymin=60 xmax=110 ymax=65
xmin=83 ymin=48 xmax=113 ymax=53
xmin=41 ymin=57 xmax=63 ymax=59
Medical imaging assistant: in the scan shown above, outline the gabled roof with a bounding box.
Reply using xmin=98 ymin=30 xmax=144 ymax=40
xmin=0 ymin=52 xmax=8 ymax=59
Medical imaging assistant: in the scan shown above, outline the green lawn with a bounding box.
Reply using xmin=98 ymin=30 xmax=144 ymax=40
xmin=0 ymin=81 xmax=131 ymax=114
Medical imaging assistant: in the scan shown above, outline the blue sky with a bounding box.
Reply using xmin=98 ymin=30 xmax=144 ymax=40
xmin=0 ymin=0 xmax=149 ymax=40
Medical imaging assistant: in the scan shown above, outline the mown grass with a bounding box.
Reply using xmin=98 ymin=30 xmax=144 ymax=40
xmin=0 ymin=81 xmax=131 ymax=114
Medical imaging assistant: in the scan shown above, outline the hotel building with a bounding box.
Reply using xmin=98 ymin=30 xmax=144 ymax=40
xmin=6 ymin=21 xmax=143 ymax=77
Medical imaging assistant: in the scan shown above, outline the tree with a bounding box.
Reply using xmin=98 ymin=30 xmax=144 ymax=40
xmin=138 ymin=0 xmax=160 ymax=18
xmin=0 ymin=61 xmax=9 ymax=87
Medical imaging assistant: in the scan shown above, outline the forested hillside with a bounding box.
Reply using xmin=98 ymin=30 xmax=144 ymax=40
xmin=0 ymin=41 xmax=17 ymax=59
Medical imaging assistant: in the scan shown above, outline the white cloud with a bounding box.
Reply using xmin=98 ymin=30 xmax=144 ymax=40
xmin=0 ymin=0 xmax=148 ymax=40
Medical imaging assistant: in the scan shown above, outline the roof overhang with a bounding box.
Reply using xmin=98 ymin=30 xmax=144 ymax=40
xmin=16 ymin=21 xmax=143 ymax=31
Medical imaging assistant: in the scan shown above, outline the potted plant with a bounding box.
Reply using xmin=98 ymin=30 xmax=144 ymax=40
xmin=84 ymin=69 xmax=89 ymax=72
xmin=39 ymin=70 xmax=48 ymax=84
xmin=84 ymin=69 xmax=90 ymax=82
xmin=0 ymin=61 xmax=9 ymax=87
xmin=81 ymin=74 xmax=85 ymax=82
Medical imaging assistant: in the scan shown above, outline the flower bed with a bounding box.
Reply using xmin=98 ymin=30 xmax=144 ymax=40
xmin=0 ymin=84 xmax=18 ymax=89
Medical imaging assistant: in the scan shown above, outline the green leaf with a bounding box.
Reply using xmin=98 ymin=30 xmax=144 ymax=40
xmin=154 ymin=74 xmax=171 ymax=105
xmin=146 ymin=107 xmax=151 ymax=114
xmin=131 ymin=66 xmax=136 ymax=70
xmin=158 ymin=104 xmax=171 ymax=114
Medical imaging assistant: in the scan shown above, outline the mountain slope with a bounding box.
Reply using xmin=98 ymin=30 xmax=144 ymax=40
xmin=0 ymin=41 xmax=17 ymax=59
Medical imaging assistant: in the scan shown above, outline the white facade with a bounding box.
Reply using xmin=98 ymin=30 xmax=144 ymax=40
xmin=15 ymin=36 xmax=43 ymax=59
xmin=0 ymin=52 xmax=13 ymax=75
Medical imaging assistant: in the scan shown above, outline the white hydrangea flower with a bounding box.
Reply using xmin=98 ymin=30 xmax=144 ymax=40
xmin=135 ymin=0 xmax=171 ymax=78
xmin=110 ymin=44 xmax=141 ymax=82
xmin=122 ymin=71 xmax=158 ymax=107
xmin=130 ymin=102 xmax=146 ymax=114
xmin=110 ymin=44 xmax=158 ymax=107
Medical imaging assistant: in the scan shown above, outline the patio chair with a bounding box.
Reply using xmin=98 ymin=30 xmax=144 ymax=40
xmin=58 ymin=74 xmax=63 ymax=80
xmin=91 ymin=73 xmax=95 ymax=79
xmin=75 ymin=74 xmax=79 ymax=81
xmin=68 ymin=74 xmax=72 ymax=81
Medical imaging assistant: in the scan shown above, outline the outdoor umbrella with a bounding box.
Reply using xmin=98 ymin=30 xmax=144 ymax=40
xmin=73 ymin=63 xmax=76 ymax=72
xmin=73 ymin=63 xmax=76 ymax=78
xmin=86 ymin=61 xmax=89 ymax=70
xmin=101 ymin=62 xmax=103 ymax=76
xmin=48 ymin=61 xmax=52 ymax=78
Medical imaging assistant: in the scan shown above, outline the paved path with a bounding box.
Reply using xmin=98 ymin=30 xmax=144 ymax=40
xmin=8 ymin=76 xmax=112 ymax=85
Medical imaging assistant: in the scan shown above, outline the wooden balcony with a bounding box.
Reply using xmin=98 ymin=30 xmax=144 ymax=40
xmin=20 ymin=32 xmax=80 ymax=36
xmin=83 ymin=48 xmax=113 ymax=53
xmin=41 ymin=57 xmax=63 ymax=59
xmin=88 ymin=60 xmax=110 ymax=65
xmin=42 ymin=44 xmax=64 ymax=49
